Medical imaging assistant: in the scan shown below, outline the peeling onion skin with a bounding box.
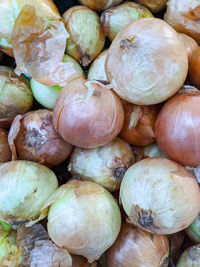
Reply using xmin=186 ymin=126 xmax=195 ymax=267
xmin=68 ymin=138 xmax=135 ymax=192
xmin=119 ymin=101 xmax=160 ymax=146
xmin=185 ymin=212 xmax=200 ymax=244
xmin=179 ymin=33 xmax=198 ymax=62
xmin=12 ymin=5 xmax=76 ymax=86
xmin=88 ymin=50 xmax=108 ymax=82
xmin=8 ymin=109 xmax=73 ymax=168
xmin=134 ymin=0 xmax=168 ymax=13
xmin=120 ymin=157 xmax=200 ymax=235
xmin=78 ymin=0 xmax=123 ymax=11
xmin=63 ymin=6 xmax=105 ymax=67
xmin=43 ymin=179 xmax=121 ymax=263
xmin=164 ymin=0 xmax=200 ymax=44
xmin=189 ymin=47 xmax=200 ymax=89
xmin=0 ymin=129 xmax=11 ymax=163
xmin=105 ymin=18 xmax=188 ymax=105
xmin=53 ymin=78 xmax=124 ymax=148
xmin=155 ymin=86 xmax=200 ymax=167
xmin=106 ymin=223 xmax=169 ymax=267
xmin=176 ymin=245 xmax=200 ymax=267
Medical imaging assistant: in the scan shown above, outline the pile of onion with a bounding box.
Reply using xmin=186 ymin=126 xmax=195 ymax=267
xmin=0 ymin=129 xmax=11 ymax=163
xmin=78 ymin=0 xmax=123 ymax=11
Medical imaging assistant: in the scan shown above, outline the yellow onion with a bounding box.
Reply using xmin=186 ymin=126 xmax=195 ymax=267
xmin=119 ymin=101 xmax=160 ymax=146
xmin=106 ymin=18 xmax=188 ymax=105
xmin=53 ymin=78 xmax=124 ymax=148
xmin=106 ymin=223 xmax=169 ymax=267
xmin=42 ymin=179 xmax=121 ymax=263
xmin=12 ymin=5 xmax=76 ymax=86
xmin=78 ymin=0 xmax=123 ymax=11
xmin=63 ymin=6 xmax=105 ymax=67
xmin=189 ymin=47 xmax=200 ymax=90
xmin=164 ymin=0 xmax=200 ymax=43
xmin=88 ymin=50 xmax=108 ymax=82
xmin=68 ymin=138 xmax=135 ymax=192
xmin=168 ymin=232 xmax=185 ymax=264
xmin=0 ymin=66 xmax=33 ymax=124
xmin=8 ymin=109 xmax=73 ymax=168
xmin=0 ymin=129 xmax=11 ymax=163
xmin=120 ymin=157 xmax=200 ymax=234
xmin=100 ymin=2 xmax=153 ymax=42
xmin=185 ymin=212 xmax=200 ymax=244
xmin=72 ymin=255 xmax=101 ymax=267
xmin=176 ymin=245 xmax=200 ymax=267
xmin=179 ymin=33 xmax=198 ymax=62
xmin=134 ymin=0 xmax=168 ymax=13
xmin=0 ymin=161 xmax=58 ymax=228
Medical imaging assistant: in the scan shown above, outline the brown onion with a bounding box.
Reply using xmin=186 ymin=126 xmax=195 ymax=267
xmin=176 ymin=245 xmax=200 ymax=267
xmin=72 ymin=255 xmax=101 ymax=267
xmin=0 ymin=129 xmax=11 ymax=163
xmin=105 ymin=18 xmax=188 ymax=105
xmin=8 ymin=109 xmax=73 ymax=168
xmin=78 ymin=0 xmax=123 ymax=11
xmin=53 ymin=78 xmax=124 ymax=148
xmin=106 ymin=223 xmax=169 ymax=267
xmin=179 ymin=33 xmax=198 ymax=62
xmin=88 ymin=50 xmax=108 ymax=82
xmin=134 ymin=0 xmax=168 ymax=13
xmin=189 ymin=47 xmax=200 ymax=89
xmin=119 ymin=101 xmax=160 ymax=146
xmin=155 ymin=86 xmax=200 ymax=166
xmin=164 ymin=0 xmax=200 ymax=43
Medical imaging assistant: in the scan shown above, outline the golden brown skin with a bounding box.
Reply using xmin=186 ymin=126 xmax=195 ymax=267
xmin=78 ymin=0 xmax=123 ymax=11
xmin=189 ymin=47 xmax=200 ymax=89
xmin=0 ymin=128 xmax=11 ymax=163
xmin=134 ymin=0 xmax=168 ymax=13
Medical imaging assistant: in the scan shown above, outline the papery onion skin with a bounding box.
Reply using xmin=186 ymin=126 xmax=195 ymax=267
xmin=176 ymin=245 xmax=200 ymax=267
xmin=106 ymin=223 xmax=169 ymax=267
xmin=185 ymin=212 xmax=200 ymax=244
xmin=78 ymin=0 xmax=123 ymax=11
xmin=119 ymin=101 xmax=160 ymax=146
xmin=43 ymin=179 xmax=121 ymax=263
xmin=63 ymin=6 xmax=105 ymax=67
xmin=0 ymin=129 xmax=11 ymax=163
xmin=68 ymin=138 xmax=135 ymax=192
xmin=189 ymin=47 xmax=200 ymax=89
xmin=164 ymin=0 xmax=200 ymax=43
xmin=155 ymin=86 xmax=200 ymax=167
xmin=179 ymin=33 xmax=198 ymax=62
xmin=120 ymin=157 xmax=200 ymax=235
xmin=100 ymin=2 xmax=153 ymax=42
xmin=88 ymin=50 xmax=108 ymax=82
xmin=134 ymin=0 xmax=168 ymax=13
xmin=105 ymin=18 xmax=188 ymax=105
xmin=0 ymin=161 xmax=58 ymax=228
xmin=53 ymin=78 xmax=124 ymax=148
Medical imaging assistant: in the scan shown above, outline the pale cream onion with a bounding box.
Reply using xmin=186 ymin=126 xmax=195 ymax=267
xmin=176 ymin=245 xmax=200 ymax=267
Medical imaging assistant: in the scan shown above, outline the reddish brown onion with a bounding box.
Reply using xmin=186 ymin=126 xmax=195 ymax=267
xmin=8 ymin=109 xmax=73 ymax=167
xmin=0 ymin=128 xmax=11 ymax=163
xmin=155 ymin=85 xmax=200 ymax=166
xmin=53 ymin=78 xmax=124 ymax=148
xmin=189 ymin=47 xmax=200 ymax=89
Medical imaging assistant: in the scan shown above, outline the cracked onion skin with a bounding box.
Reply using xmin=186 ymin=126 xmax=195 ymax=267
xmin=53 ymin=78 xmax=124 ymax=148
xmin=105 ymin=18 xmax=188 ymax=105
xmin=106 ymin=223 xmax=169 ymax=267
xmin=120 ymin=157 xmax=200 ymax=235
xmin=0 ymin=129 xmax=11 ymax=163
xmin=134 ymin=0 xmax=168 ymax=13
xmin=78 ymin=0 xmax=123 ymax=11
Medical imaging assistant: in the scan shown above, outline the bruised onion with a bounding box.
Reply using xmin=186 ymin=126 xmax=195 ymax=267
xmin=0 ymin=129 xmax=11 ymax=163
xmin=53 ymin=78 xmax=124 ymax=148
xmin=120 ymin=157 xmax=200 ymax=234
xmin=100 ymin=2 xmax=153 ymax=42
xmin=42 ymin=179 xmax=121 ymax=263
xmin=189 ymin=47 xmax=200 ymax=89
xmin=155 ymin=86 xmax=200 ymax=167
xmin=164 ymin=0 xmax=200 ymax=43
xmin=179 ymin=33 xmax=198 ymax=62
xmin=106 ymin=18 xmax=188 ymax=105
xmin=0 ymin=161 xmax=58 ymax=228
xmin=119 ymin=101 xmax=160 ymax=146
xmin=185 ymin=212 xmax=200 ymax=244
xmin=176 ymin=245 xmax=200 ymax=267
xmin=68 ymin=138 xmax=135 ymax=192
xmin=106 ymin=223 xmax=169 ymax=267
xmin=78 ymin=0 xmax=123 ymax=11
xmin=134 ymin=0 xmax=168 ymax=13
xmin=63 ymin=6 xmax=105 ymax=67
xmin=88 ymin=50 xmax=108 ymax=82
xmin=8 ymin=109 xmax=73 ymax=167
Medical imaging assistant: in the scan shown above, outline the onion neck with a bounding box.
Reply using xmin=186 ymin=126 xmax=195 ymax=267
xmin=113 ymin=167 xmax=127 ymax=182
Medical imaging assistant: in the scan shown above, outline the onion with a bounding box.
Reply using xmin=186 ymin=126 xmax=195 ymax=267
xmin=168 ymin=232 xmax=185 ymax=264
xmin=179 ymin=33 xmax=198 ymax=62
xmin=63 ymin=6 xmax=105 ymax=67
xmin=100 ymin=2 xmax=153 ymax=42
xmin=0 ymin=160 xmax=58 ymax=228
xmin=120 ymin=157 xmax=200 ymax=234
xmin=53 ymin=78 xmax=124 ymax=148
xmin=189 ymin=47 xmax=200 ymax=89
xmin=12 ymin=5 xmax=76 ymax=86
xmin=30 ymin=55 xmax=85 ymax=110
xmin=0 ymin=129 xmax=11 ymax=163
xmin=105 ymin=18 xmax=188 ymax=105
xmin=164 ymin=0 xmax=200 ymax=43
xmin=0 ymin=66 xmax=33 ymax=121
xmin=68 ymin=138 xmax=135 ymax=192
xmin=42 ymin=179 xmax=121 ymax=263
xmin=119 ymin=101 xmax=160 ymax=146
xmin=106 ymin=223 xmax=169 ymax=267
xmin=72 ymin=255 xmax=101 ymax=267
xmin=78 ymin=0 xmax=123 ymax=11
xmin=134 ymin=0 xmax=168 ymax=13
xmin=176 ymin=245 xmax=200 ymax=267
xmin=155 ymin=86 xmax=200 ymax=167
xmin=185 ymin=212 xmax=200 ymax=244
xmin=8 ymin=109 xmax=73 ymax=168
xmin=88 ymin=50 xmax=108 ymax=82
